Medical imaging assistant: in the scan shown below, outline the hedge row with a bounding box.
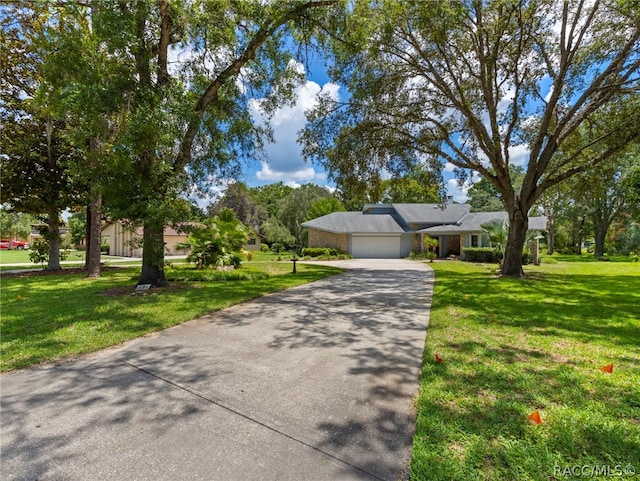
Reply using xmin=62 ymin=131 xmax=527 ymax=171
xmin=462 ymin=247 xmax=502 ymax=263
xmin=301 ymin=247 xmax=342 ymax=257
xmin=462 ymin=247 xmax=531 ymax=264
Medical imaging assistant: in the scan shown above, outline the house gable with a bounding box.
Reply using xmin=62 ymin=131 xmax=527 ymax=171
xmin=391 ymin=203 xmax=471 ymax=229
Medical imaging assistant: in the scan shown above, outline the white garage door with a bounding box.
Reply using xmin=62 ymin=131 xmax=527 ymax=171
xmin=351 ymin=235 xmax=401 ymax=258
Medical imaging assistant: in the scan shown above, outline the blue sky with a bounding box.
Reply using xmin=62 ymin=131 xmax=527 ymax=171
xmin=240 ymin=56 xmax=476 ymax=204
xmin=242 ymin=59 xmax=335 ymax=188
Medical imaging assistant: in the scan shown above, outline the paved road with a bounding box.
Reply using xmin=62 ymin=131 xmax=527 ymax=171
xmin=1 ymin=259 xmax=434 ymax=481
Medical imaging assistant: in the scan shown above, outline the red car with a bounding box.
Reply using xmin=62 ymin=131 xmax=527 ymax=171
xmin=0 ymin=239 xmax=30 ymax=250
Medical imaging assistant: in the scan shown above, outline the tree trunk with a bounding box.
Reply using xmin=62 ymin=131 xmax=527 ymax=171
xmin=86 ymin=187 xmax=102 ymax=277
xmin=138 ymin=220 xmax=167 ymax=287
xmin=593 ymin=221 xmax=608 ymax=258
xmin=546 ymin=215 xmax=555 ymax=255
xmin=84 ymin=205 xmax=92 ymax=269
xmin=46 ymin=205 xmax=61 ymax=271
xmin=501 ymin=207 xmax=528 ymax=277
xmin=573 ymin=217 xmax=585 ymax=255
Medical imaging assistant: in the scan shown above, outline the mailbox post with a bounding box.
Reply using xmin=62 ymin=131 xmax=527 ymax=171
xmin=291 ymin=245 xmax=300 ymax=273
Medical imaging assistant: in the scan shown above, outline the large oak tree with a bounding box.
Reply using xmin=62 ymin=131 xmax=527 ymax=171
xmin=98 ymin=0 xmax=339 ymax=286
xmin=303 ymin=0 xmax=640 ymax=276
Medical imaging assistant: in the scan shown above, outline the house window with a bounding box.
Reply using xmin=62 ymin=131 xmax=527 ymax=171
xmin=471 ymin=235 xmax=479 ymax=247
xmin=247 ymin=238 xmax=256 ymax=245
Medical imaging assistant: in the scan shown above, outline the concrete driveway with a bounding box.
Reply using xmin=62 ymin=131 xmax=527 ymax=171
xmin=1 ymin=259 xmax=434 ymax=481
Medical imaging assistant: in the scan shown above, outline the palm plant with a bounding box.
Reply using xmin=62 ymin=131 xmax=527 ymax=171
xmin=177 ymin=208 xmax=249 ymax=269
xmin=481 ymin=219 xmax=509 ymax=256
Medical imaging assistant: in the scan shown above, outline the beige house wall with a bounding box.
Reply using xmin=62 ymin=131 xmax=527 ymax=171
xmin=307 ymin=229 xmax=348 ymax=253
xmin=244 ymin=236 xmax=262 ymax=251
xmin=164 ymin=235 xmax=189 ymax=255
xmin=101 ymin=223 xmax=142 ymax=257
xmin=102 ymin=222 xmax=259 ymax=257
xmin=411 ymin=234 xmax=422 ymax=253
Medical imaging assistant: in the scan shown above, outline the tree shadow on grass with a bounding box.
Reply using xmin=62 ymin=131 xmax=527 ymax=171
xmin=413 ymin=343 xmax=640 ymax=481
xmin=434 ymin=270 xmax=640 ymax=348
xmin=411 ymin=264 xmax=640 ymax=480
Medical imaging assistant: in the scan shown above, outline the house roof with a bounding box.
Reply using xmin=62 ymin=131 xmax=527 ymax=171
xmin=301 ymin=212 xmax=405 ymax=234
xmin=391 ymin=203 xmax=471 ymax=225
xmin=420 ymin=211 xmax=547 ymax=235
xmin=303 ymin=204 xmax=547 ymax=236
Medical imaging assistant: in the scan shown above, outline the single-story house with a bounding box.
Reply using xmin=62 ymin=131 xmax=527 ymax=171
xmin=302 ymin=203 xmax=546 ymax=260
xmin=101 ymin=221 xmax=262 ymax=257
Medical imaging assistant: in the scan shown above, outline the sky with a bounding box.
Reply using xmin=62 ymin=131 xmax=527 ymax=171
xmin=239 ymin=58 xmax=480 ymax=202
xmin=235 ymin=54 xmax=539 ymax=205
xmin=245 ymin=63 xmax=338 ymax=189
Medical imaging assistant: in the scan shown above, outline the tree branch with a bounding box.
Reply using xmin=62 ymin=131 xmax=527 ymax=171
xmin=174 ymin=0 xmax=337 ymax=173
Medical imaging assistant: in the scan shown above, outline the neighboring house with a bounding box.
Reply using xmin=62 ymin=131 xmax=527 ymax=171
xmin=30 ymin=225 xmax=70 ymax=244
xmin=302 ymin=203 xmax=546 ymax=260
xmin=101 ymin=221 xmax=261 ymax=257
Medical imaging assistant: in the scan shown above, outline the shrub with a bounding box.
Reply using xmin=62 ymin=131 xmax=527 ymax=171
xmin=463 ymin=247 xmax=533 ymax=264
xmin=301 ymin=247 xmax=342 ymax=258
xmin=302 ymin=247 xmax=328 ymax=257
xmin=409 ymin=251 xmax=437 ymax=262
xmin=29 ymin=239 xmax=49 ymax=267
xmin=177 ymin=208 xmax=249 ymax=269
xmin=164 ymin=265 xmax=269 ymax=282
xmin=101 ymin=244 xmax=110 ymax=254
xmin=462 ymin=247 xmax=501 ymax=263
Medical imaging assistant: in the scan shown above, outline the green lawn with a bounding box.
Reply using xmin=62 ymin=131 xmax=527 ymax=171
xmin=0 ymin=261 xmax=341 ymax=371
xmin=411 ymin=258 xmax=640 ymax=480
xmin=0 ymin=249 xmax=130 ymax=271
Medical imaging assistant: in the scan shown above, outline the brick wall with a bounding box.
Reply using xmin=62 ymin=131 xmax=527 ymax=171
xmin=307 ymin=229 xmax=348 ymax=253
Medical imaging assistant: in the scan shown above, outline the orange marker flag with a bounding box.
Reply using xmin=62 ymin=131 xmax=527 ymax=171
xmin=600 ymin=364 xmax=614 ymax=373
xmin=528 ymin=410 xmax=543 ymax=424
xmin=435 ymin=354 xmax=443 ymax=363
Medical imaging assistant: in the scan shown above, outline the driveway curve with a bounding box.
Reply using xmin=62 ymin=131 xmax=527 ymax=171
xmin=1 ymin=259 xmax=434 ymax=481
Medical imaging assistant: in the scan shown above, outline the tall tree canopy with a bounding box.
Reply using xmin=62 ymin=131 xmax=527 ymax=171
xmin=207 ymin=182 xmax=268 ymax=234
xmin=277 ymin=183 xmax=332 ymax=247
xmin=570 ymin=145 xmax=639 ymax=257
xmin=467 ymin=166 xmax=525 ymax=212
xmin=5 ymin=0 xmax=338 ymax=286
xmin=304 ymin=0 xmax=640 ymax=276
xmin=0 ymin=5 xmax=84 ymax=270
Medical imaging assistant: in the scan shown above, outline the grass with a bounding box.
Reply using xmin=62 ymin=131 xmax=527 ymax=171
xmin=0 ymin=249 xmax=131 ymax=271
xmin=0 ymin=261 xmax=341 ymax=371
xmin=410 ymin=257 xmax=640 ymax=481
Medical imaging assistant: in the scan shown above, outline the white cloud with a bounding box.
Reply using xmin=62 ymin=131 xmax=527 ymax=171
xmin=185 ymin=177 xmax=230 ymax=210
xmin=255 ymin=162 xmax=322 ymax=183
xmin=447 ymin=178 xmax=472 ymax=203
xmin=544 ymin=83 xmax=554 ymax=103
xmin=250 ymin=65 xmax=340 ymax=186
xmin=508 ymin=144 xmax=530 ymax=166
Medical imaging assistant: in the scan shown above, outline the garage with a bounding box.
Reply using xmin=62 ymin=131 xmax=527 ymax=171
xmin=351 ymin=234 xmax=402 ymax=258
